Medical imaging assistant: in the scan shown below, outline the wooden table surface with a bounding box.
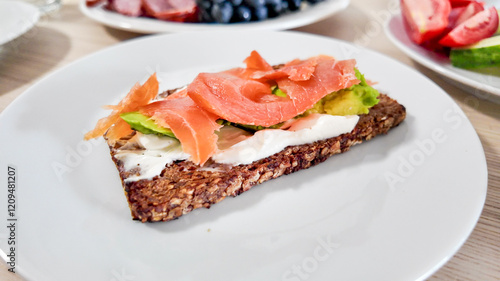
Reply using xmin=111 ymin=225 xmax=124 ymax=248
xmin=1 ymin=0 xmax=499 ymax=280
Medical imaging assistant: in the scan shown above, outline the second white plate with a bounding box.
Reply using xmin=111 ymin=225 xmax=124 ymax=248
xmin=79 ymin=0 xmax=349 ymax=33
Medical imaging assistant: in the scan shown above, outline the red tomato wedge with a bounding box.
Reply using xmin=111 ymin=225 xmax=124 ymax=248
xmin=86 ymin=0 xmax=104 ymax=7
xmin=84 ymin=73 xmax=159 ymax=143
xmin=187 ymin=53 xmax=359 ymax=127
xmin=450 ymin=0 xmax=483 ymax=8
xmin=139 ymin=96 xmax=222 ymax=166
xmin=439 ymin=6 xmax=499 ymax=47
xmin=400 ymin=0 xmax=451 ymax=45
xmin=449 ymin=2 xmax=484 ymax=28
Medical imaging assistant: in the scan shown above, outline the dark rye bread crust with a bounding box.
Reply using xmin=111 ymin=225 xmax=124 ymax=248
xmin=109 ymin=94 xmax=406 ymax=222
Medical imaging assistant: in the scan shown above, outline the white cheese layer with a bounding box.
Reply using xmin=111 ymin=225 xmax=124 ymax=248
xmin=114 ymin=135 xmax=190 ymax=182
xmin=212 ymin=114 xmax=359 ymax=164
xmin=114 ymin=114 xmax=359 ymax=181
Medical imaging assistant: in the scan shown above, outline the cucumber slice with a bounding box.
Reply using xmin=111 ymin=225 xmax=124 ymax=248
xmin=450 ymin=35 xmax=500 ymax=68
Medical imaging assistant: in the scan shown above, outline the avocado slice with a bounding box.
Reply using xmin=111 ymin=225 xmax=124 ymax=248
xmin=271 ymin=86 xmax=287 ymax=97
xmin=302 ymin=69 xmax=380 ymax=116
xmin=120 ymin=111 xmax=176 ymax=138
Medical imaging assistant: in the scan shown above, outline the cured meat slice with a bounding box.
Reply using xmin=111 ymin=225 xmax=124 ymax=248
xmin=142 ymin=0 xmax=197 ymax=21
xmin=139 ymin=96 xmax=222 ymax=165
xmin=108 ymin=0 xmax=142 ymax=17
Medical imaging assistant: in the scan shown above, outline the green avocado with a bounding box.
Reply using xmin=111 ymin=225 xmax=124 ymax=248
xmin=217 ymin=119 xmax=283 ymax=132
xmin=302 ymin=69 xmax=380 ymax=116
xmin=120 ymin=111 xmax=176 ymax=138
xmin=271 ymin=86 xmax=287 ymax=97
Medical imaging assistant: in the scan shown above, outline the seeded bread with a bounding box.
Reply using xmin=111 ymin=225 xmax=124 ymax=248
xmin=106 ymin=93 xmax=406 ymax=222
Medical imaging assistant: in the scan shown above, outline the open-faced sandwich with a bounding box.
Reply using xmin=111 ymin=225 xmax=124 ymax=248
xmin=85 ymin=51 xmax=406 ymax=222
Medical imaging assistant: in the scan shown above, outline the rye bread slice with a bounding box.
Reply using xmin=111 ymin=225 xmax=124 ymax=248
xmin=106 ymin=93 xmax=406 ymax=222
xmin=106 ymin=94 xmax=406 ymax=222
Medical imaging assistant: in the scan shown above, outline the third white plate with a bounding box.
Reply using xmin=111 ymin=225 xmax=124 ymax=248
xmin=385 ymin=2 xmax=500 ymax=101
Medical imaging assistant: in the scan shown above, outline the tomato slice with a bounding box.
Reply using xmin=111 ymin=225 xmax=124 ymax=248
xmin=450 ymin=2 xmax=485 ymax=27
xmin=86 ymin=0 xmax=104 ymax=7
xmin=450 ymin=0 xmax=484 ymax=8
xmin=400 ymin=0 xmax=451 ymax=45
xmin=439 ymin=6 xmax=499 ymax=47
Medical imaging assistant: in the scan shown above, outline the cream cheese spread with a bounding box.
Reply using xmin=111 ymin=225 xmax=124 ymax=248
xmin=114 ymin=114 xmax=359 ymax=181
xmin=114 ymin=135 xmax=189 ymax=182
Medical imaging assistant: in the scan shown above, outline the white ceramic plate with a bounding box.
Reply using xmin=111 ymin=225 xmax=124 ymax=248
xmin=0 ymin=0 xmax=40 ymax=45
xmin=79 ymin=0 xmax=349 ymax=33
xmin=384 ymin=1 xmax=500 ymax=100
xmin=0 ymin=31 xmax=487 ymax=281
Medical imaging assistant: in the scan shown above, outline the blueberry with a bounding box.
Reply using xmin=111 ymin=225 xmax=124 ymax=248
xmin=244 ymin=0 xmax=265 ymax=8
xmin=197 ymin=0 xmax=212 ymax=9
xmin=280 ymin=0 xmax=288 ymax=11
xmin=199 ymin=8 xmax=214 ymax=22
xmin=235 ymin=6 xmax=252 ymax=22
xmin=211 ymin=1 xmax=234 ymax=23
xmin=229 ymin=0 xmax=243 ymax=6
xmin=287 ymin=0 xmax=301 ymax=11
xmin=266 ymin=0 xmax=282 ymax=17
xmin=306 ymin=0 xmax=324 ymax=3
xmin=196 ymin=0 xmax=213 ymax=22
xmin=253 ymin=5 xmax=268 ymax=20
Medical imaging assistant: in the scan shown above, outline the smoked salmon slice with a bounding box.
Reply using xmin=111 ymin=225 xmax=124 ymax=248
xmin=87 ymin=51 xmax=361 ymax=166
xmin=251 ymin=56 xmax=319 ymax=81
xmin=187 ymin=53 xmax=359 ymax=127
xmin=139 ymin=96 xmax=222 ymax=165
xmin=244 ymin=50 xmax=273 ymax=72
xmin=84 ymin=73 xmax=159 ymax=143
xmin=276 ymin=58 xmax=359 ymax=101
